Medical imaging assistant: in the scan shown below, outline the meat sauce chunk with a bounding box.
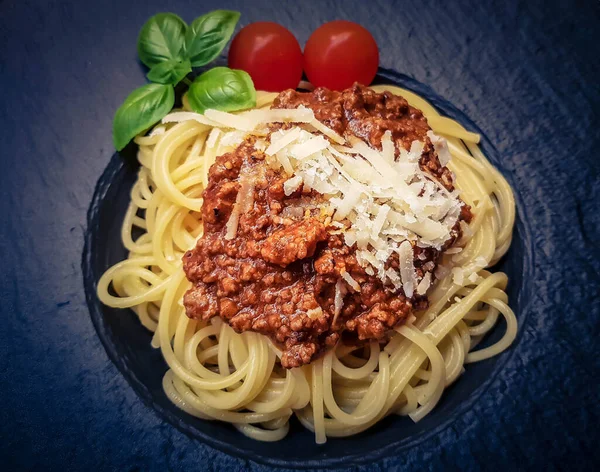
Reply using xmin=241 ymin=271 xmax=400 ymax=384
xmin=261 ymin=218 xmax=328 ymax=266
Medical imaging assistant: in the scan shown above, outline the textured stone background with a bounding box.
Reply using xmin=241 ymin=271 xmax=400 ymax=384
xmin=1 ymin=0 xmax=599 ymax=470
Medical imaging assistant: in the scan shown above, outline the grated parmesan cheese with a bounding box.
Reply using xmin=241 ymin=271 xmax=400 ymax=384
xmin=276 ymin=149 xmax=294 ymax=175
xmin=225 ymin=167 xmax=256 ymax=240
xmin=205 ymin=109 xmax=256 ymax=131
xmin=289 ymin=136 xmax=329 ymax=160
xmin=254 ymin=138 xmax=267 ymax=152
xmin=474 ymin=256 xmax=488 ymax=269
xmin=219 ymin=130 xmax=247 ymax=149
xmin=193 ymin=105 xmax=465 ymax=299
xmin=309 ymin=119 xmax=345 ymax=145
xmin=381 ymin=131 xmax=395 ymax=163
xmin=332 ymin=278 xmax=347 ymax=327
xmin=427 ymin=130 xmax=451 ymax=166
xmin=341 ymin=270 xmax=361 ymax=292
xmin=266 ymin=127 xmax=302 ymax=156
xmin=416 ymin=272 xmax=432 ymax=295
xmin=385 ymin=268 xmax=403 ymax=290
xmin=283 ymin=175 xmax=303 ymax=196
xmin=162 ymin=111 xmax=220 ymax=128
xmin=331 ymin=187 xmax=362 ymax=221
xmin=371 ymin=204 xmax=391 ymax=238
xmin=398 ymin=241 xmax=417 ymax=297
xmin=260 ymin=107 xmax=314 ymax=124
xmin=452 ymin=267 xmax=464 ymax=286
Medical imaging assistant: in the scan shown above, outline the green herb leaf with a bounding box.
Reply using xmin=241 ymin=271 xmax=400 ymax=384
xmin=187 ymin=67 xmax=255 ymax=114
xmin=184 ymin=10 xmax=240 ymax=67
xmin=113 ymin=84 xmax=174 ymax=151
xmin=147 ymin=58 xmax=192 ymax=85
xmin=137 ymin=13 xmax=187 ymax=68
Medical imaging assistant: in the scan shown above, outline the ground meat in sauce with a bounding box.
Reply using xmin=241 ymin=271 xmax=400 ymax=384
xmin=183 ymin=84 xmax=471 ymax=368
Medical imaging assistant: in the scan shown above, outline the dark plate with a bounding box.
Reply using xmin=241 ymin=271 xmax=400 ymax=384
xmin=2 ymin=1 xmax=599 ymax=470
xmin=82 ymin=68 xmax=534 ymax=468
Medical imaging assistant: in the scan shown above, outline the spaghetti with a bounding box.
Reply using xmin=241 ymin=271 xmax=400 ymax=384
xmin=97 ymin=85 xmax=517 ymax=443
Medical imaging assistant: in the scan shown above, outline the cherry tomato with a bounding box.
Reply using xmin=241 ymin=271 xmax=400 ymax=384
xmin=304 ymin=20 xmax=379 ymax=90
xmin=228 ymin=22 xmax=303 ymax=92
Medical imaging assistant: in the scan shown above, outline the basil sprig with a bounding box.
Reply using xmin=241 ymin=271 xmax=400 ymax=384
xmin=113 ymin=84 xmax=174 ymax=151
xmin=113 ymin=10 xmax=256 ymax=151
xmin=147 ymin=59 xmax=192 ymax=85
xmin=188 ymin=67 xmax=255 ymax=113
xmin=184 ymin=11 xmax=241 ymax=67
xmin=137 ymin=13 xmax=187 ymax=67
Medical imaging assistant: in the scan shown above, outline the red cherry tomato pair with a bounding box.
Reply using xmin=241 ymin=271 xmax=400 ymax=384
xmin=228 ymin=21 xmax=379 ymax=92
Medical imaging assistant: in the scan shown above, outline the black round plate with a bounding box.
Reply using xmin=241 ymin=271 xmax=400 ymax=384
xmin=83 ymin=69 xmax=534 ymax=468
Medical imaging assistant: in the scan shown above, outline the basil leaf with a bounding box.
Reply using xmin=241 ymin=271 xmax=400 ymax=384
xmin=187 ymin=67 xmax=255 ymax=113
xmin=113 ymin=84 xmax=174 ymax=151
xmin=184 ymin=10 xmax=240 ymax=67
xmin=147 ymin=59 xmax=192 ymax=85
xmin=137 ymin=13 xmax=187 ymax=68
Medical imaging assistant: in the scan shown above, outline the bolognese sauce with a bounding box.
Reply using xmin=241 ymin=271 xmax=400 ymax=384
xmin=183 ymin=84 xmax=471 ymax=368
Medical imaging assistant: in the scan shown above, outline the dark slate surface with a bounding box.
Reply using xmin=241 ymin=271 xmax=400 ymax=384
xmin=1 ymin=0 xmax=599 ymax=470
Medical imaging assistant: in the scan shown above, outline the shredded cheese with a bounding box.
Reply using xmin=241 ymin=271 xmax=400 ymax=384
xmin=371 ymin=204 xmax=391 ymax=238
xmin=162 ymin=111 xmax=221 ymax=128
xmin=219 ymin=130 xmax=246 ymax=149
xmin=331 ymin=187 xmax=362 ymax=221
xmin=381 ymin=130 xmax=395 ymax=163
xmin=427 ymin=130 xmax=451 ymax=166
xmin=332 ymin=278 xmax=347 ymax=327
xmin=204 ymin=109 xmax=256 ymax=131
xmin=350 ymin=137 xmax=401 ymax=184
xmin=452 ymin=267 xmax=465 ymax=286
xmin=416 ymin=272 xmax=432 ymax=295
xmin=283 ymin=175 xmax=303 ymax=196
xmin=225 ymin=167 xmax=256 ymax=240
xmin=266 ymin=127 xmax=303 ymax=156
xmin=308 ymin=119 xmax=345 ymax=145
xmin=289 ymin=136 xmax=329 ymax=160
xmin=341 ymin=270 xmax=361 ymax=292
xmin=181 ymin=104 xmax=465 ymax=299
xmin=260 ymin=107 xmax=314 ymax=124
xmin=398 ymin=241 xmax=417 ymax=297
xmin=276 ymin=150 xmax=294 ymax=175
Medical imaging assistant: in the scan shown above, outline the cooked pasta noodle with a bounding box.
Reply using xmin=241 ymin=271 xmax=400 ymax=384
xmin=97 ymin=85 xmax=517 ymax=443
